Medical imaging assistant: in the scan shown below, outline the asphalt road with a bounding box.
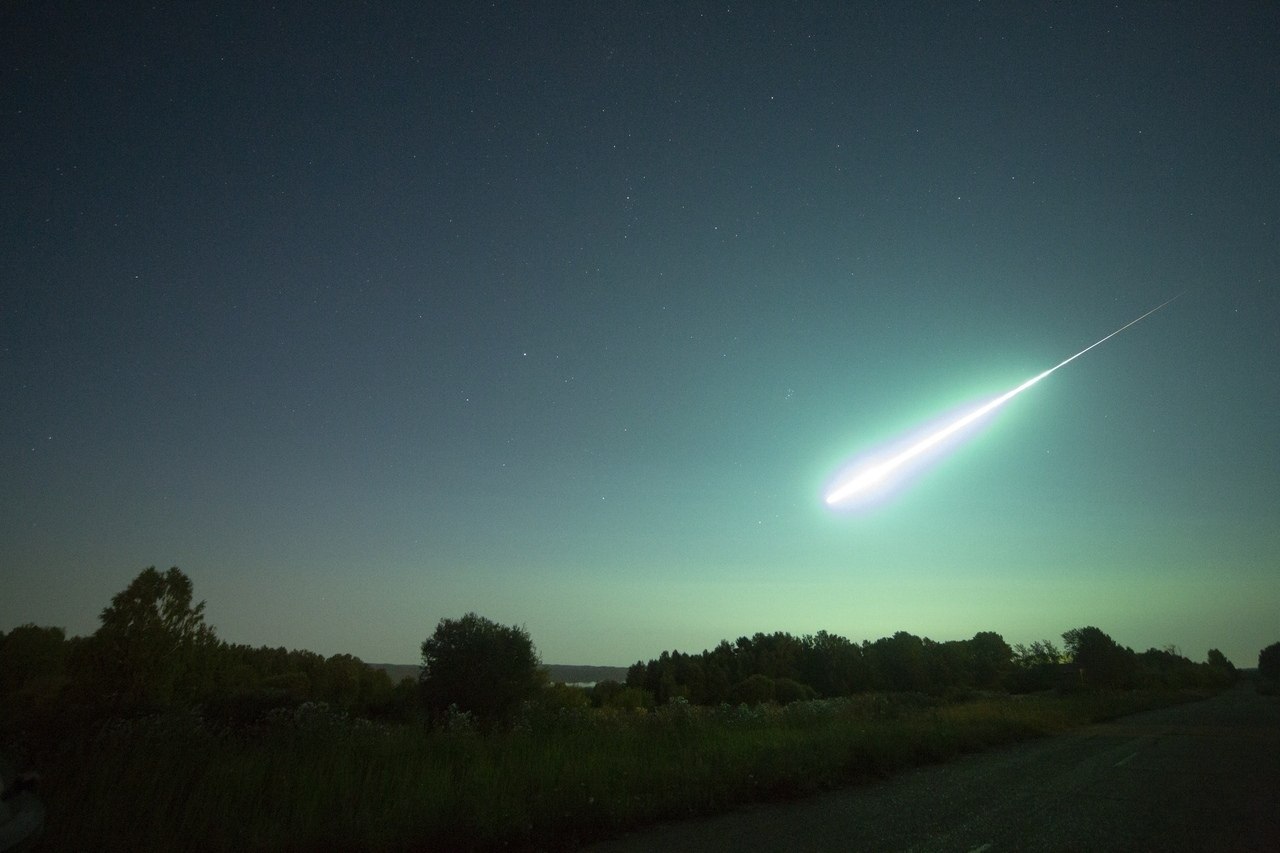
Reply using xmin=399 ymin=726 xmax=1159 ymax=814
xmin=585 ymin=682 xmax=1279 ymax=852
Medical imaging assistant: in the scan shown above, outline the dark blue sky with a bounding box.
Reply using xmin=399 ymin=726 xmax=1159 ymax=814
xmin=3 ymin=2 xmax=1277 ymax=666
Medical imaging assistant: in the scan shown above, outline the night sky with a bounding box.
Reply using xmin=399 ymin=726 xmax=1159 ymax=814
xmin=3 ymin=3 xmax=1277 ymax=668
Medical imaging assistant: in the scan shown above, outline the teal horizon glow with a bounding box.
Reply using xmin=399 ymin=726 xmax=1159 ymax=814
xmin=824 ymin=295 xmax=1182 ymax=507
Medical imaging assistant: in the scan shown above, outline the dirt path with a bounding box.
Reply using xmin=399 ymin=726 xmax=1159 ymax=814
xmin=585 ymin=683 xmax=1280 ymax=852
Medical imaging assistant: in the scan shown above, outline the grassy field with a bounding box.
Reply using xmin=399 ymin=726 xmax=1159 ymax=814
xmin=32 ymin=689 xmax=1209 ymax=852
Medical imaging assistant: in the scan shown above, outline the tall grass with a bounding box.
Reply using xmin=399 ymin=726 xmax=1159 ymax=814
xmin=34 ymin=689 xmax=1207 ymax=851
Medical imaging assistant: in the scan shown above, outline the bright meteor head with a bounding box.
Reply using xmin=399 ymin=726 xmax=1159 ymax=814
xmin=823 ymin=380 xmax=1036 ymax=506
xmin=823 ymin=296 xmax=1180 ymax=508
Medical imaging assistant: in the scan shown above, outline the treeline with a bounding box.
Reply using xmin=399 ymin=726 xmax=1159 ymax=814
xmin=614 ymin=626 xmax=1239 ymax=708
xmin=0 ymin=568 xmax=418 ymax=740
xmin=0 ymin=566 xmax=1252 ymax=745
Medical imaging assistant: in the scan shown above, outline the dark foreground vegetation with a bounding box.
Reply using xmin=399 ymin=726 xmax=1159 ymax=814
xmin=0 ymin=567 xmax=1260 ymax=852
xmin=1259 ymin=640 xmax=1280 ymax=695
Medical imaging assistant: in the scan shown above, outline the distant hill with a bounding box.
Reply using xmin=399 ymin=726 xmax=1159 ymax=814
xmin=369 ymin=663 xmax=419 ymax=684
xmin=369 ymin=663 xmax=629 ymax=686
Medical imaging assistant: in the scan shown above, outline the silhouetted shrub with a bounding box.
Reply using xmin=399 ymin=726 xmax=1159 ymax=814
xmin=419 ymin=613 xmax=542 ymax=730
xmin=1062 ymin=627 xmax=1138 ymax=689
xmin=606 ymin=686 xmax=652 ymax=710
xmin=589 ymin=679 xmax=624 ymax=707
xmin=773 ymin=677 xmax=816 ymax=704
xmin=730 ymin=674 xmax=774 ymax=705
xmin=1258 ymin=642 xmax=1280 ymax=690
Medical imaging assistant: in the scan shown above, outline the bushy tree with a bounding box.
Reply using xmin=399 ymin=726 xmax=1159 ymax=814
xmin=921 ymin=639 xmax=969 ymax=693
xmin=320 ymin=653 xmax=365 ymax=708
xmin=419 ymin=613 xmax=542 ymax=729
xmin=592 ymin=680 xmax=651 ymax=710
xmin=590 ymin=679 xmax=625 ymax=708
xmin=1012 ymin=639 xmax=1063 ymax=668
xmin=773 ymin=677 xmax=816 ymax=704
xmin=1205 ymin=649 xmax=1234 ymax=673
xmin=799 ymin=630 xmax=867 ymax=697
xmin=610 ymin=686 xmax=653 ymax=710
xmin=967 ymin=631 xmax=1014 ymax=690
xmin=0 ymin=624 xmax=68 ymax=697
xmin=70 ymin=566 xmax=218 ymax=711
xmin=1062 ymin=626 xmax=1136 ymax=688
xmin=1259 ymin=642 xmax=1280 ymax=683
xmin=1137 ymin=646 xmax=1197 ymax=688
xmin=1007 ymin=640 xmax=1057 ymax=693
xmin=0 ymin=624 xmax=70 ymax=731
xmin=534 ymin=682 xmax=591 ymax=716
xmin=729 ymin=673 xmax=774 ymax=705
xmin=868 ymin=631 xmax=928 ymax=692
xmin=1202 ymin=649 xmax=1237 ymax=686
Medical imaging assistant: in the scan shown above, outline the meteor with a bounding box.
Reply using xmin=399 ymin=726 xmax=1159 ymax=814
xmin=824 ymin=295 xmax=1181 ymax=507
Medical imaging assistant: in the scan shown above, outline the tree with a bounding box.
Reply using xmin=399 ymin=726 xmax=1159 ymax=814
xmin=590 ymin=679 xmax=626 ymax=708
xmin=800 ymin=631 xmax=867 ymax=697
xmin=419 ymin=613 xmax=542 ymax=729
xmin=1013 ymin=639 xmax=1063 ymax=668
xmin=1008 ymin=639 xmax=1065 ymax=693
xmin=71 ymin=566 xmax=218 ymax=710
xmin=1259 ymin=642 xmax=1280 ymax=683
xmin=1137 ymin=647 xmax=1194 ymax=688
xmin=1062 ymin=626 xmax=1136 ymax=688
xmin=0 ymin=624 xmax=70 ymax=730
xmin=729 ymin=673 xmax=775 ymax=705
xmin=357 ymin=665 xmax=394 ymax=713
xmin=868 ymin=631 xmax=928 ymax=692
xmin=1205 ymin=649 xmax=1234 ymax=673
xmin=0 ymin=624 xmax=68 ymax=698
xmin=773 ymin=677 xmax=815 ymax=704
xmin=967 ymin=631 xmax=1014 ymax=690
xmin=922 ymin=639 xmax=968 ymax=693
xmin=1202 ymin=649 xmax=1237 ymax=687
xmin=320 ymin=653 xmax=365 ymax=708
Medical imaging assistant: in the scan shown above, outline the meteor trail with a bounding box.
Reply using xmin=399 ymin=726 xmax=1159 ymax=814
xmin=824 ymin=295 xmax=1181 ymax=507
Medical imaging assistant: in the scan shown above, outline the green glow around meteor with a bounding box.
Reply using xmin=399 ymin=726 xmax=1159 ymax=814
xmin=824 ymin=296 xmax=1181 ymax=507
